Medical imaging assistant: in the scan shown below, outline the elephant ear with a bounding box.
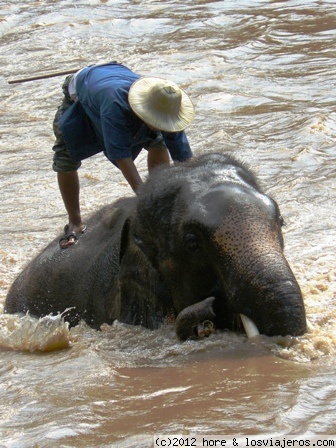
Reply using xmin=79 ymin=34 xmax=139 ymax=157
xmin=120 ymin=216 xmax=151 ymax=263
xmin=120 ymin=217 xmax=131 ymax=264
xmin=116 ymin=217 xmax=173 ymax=329
xmin=128 ymin=184 xmax=183 ymax=267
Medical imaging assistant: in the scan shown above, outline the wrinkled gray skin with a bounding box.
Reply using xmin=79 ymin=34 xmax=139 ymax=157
xmin=175 ymin=297 xmax=217 ymax=341
xmin=5 ymin=153 xmax=306 ymax=340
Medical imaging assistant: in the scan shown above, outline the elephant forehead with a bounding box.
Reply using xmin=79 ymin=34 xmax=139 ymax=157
xmin=189 ymin=184 xmax=275 ymax=225
xmin=212 ymin=205 xmax=282 ymax=256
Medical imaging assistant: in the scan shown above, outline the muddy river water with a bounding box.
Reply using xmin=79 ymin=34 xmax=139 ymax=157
xmin=0 ymin=0 xmax=335 ymax=446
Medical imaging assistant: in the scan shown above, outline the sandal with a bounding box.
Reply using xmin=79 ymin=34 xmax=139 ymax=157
xmin=59 ymin=224 xmax=87 ymax=249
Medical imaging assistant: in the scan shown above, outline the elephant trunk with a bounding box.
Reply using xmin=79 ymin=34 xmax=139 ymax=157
xmin=228 ymin=254 xmax=307 ymax=337
xmin=250 ymin=279 xmax=306 ymax=336
xmin=174 ymin=263 xmax=306 ymax=341
xmin=207 ymin=195 xmax=307 ymax=338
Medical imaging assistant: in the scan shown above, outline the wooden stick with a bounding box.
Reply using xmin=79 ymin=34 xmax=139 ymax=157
xmin=8 ymin=68 xmax=80 ymax=84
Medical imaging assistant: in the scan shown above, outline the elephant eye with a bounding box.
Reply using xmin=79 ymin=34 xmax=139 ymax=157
xmin=183 ymin=233 xmax=201 ymax=253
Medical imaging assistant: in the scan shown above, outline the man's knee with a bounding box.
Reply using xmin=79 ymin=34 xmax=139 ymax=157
xmin=53 ymin=147 xmax=81 ymax=173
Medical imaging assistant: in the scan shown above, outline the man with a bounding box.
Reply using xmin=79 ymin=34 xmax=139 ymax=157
xmin=52 ymin=62 xmax=195 ymax=249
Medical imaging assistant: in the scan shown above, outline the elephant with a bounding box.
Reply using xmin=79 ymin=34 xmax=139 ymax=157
xmin=4 ymin=152 xmax=307 ymax=340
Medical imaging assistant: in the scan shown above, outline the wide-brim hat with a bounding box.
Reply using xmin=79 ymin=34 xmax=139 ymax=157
xmin=128 ymin=77 xmax=195 ymax=133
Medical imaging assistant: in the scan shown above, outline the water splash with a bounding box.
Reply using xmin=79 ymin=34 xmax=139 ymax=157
xmin=0 ymin=312 xmax=74 ymax=352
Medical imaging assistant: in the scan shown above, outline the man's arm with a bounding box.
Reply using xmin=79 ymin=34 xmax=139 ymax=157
xmin=116 ymin=157 xmax=143 ymax=194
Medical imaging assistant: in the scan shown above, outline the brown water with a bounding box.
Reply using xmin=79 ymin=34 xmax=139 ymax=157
xmin=0 ymin=1 xmax=335 ymax=446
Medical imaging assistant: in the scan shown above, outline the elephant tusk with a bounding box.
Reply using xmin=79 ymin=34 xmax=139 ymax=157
xmin=305 ymin=317 xmax=315 ymax=333
xmin=240 ymin=314 xmax=260 ymax=338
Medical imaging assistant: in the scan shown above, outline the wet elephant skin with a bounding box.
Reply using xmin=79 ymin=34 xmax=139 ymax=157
xmin=5 ymin=152 xmax=306 ymax=339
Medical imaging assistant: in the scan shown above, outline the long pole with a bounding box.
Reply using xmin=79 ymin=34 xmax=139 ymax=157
xmin=8 ymin=68 xmax=80 ymax=84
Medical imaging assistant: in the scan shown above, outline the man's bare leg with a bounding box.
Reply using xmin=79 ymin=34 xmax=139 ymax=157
xmin=147 ymin=147 xmax=170 ymax=171
xmin=57 ymin=171 xmax=85 ymax=248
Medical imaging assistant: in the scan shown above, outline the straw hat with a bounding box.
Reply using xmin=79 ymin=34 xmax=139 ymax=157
xmin=128 ymin=77 xmax=195 ymax=132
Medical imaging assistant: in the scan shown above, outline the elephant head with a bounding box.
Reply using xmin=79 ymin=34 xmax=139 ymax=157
xmin=120 ymin=153 xmax=306 ymax=339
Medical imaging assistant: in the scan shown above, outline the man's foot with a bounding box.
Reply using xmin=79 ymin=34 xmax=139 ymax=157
xmin=59 ymin=224 xmax=87 ymax=249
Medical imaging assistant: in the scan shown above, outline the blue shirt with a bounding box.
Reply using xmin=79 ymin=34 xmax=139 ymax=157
xmin=59 ymin=63 xmax=192 ymax=164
